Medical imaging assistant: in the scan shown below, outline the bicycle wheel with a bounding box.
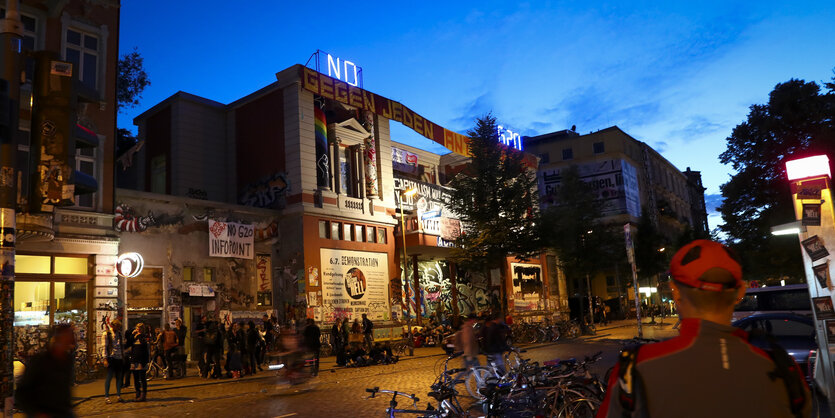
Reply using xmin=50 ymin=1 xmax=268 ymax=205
xmin=558 ymin=397 xmax=599 ymax=418
xmin=568 ymin=322 xmax=581 ymax=339
xmin=464 ymin=367 xmax=493 ymax=400
xmin=504 ymin=350 xmax=521 ymax=370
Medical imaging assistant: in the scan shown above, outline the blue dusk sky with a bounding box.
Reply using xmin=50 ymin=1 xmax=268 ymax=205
xmin=119 ymin=1 xmax=835 ymax=229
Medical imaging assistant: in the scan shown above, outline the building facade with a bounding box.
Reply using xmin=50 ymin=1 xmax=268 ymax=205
xmin=525 ymin=126 xmax=709 ymax=314
xmin=6 ymin=0 xmax=121 ymax=366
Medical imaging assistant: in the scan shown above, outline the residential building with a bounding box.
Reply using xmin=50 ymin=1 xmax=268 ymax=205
xmin=6 ymin=0 xmax=120 ymax=364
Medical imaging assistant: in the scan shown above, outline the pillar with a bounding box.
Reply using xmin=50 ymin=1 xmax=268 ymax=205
xmin=412 ymin=254 xmax=421 ymax=326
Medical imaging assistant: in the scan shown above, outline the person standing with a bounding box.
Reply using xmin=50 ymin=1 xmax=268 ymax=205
xmin=597 ymin=240 xmax=811 ymax=417
xmin=174 ymin=318 xmax=188 ymax=377
xmin=204 ymin=318 xmax=222 ymax=378
xmin=162 ymin=324 xmax=178 ymax=379
xmin=246 ymin=320 xmax=261 ymax=374
xmin=125 ymin=322 xmax=150 ymax=401
xmin=331 ymin=319 xmax=345 ymax=366
xmin=101 ymin=319 xmax=125 ymax=404
xmin=303 ymin=319 xmax=321 ymax=376
xmin=361 ymin=313 xmax=374 ymax=351
xmin=194 ymin=315 xmax=207 ymax=377
xmin=15 ymin=324 xmax=76 ymax=417
xmin=481 ymin=312 xmax=509 ymax=375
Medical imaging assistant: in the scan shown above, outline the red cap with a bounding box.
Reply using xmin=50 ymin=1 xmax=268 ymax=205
xmin=670 ymin=240 xmax=743 ymax=291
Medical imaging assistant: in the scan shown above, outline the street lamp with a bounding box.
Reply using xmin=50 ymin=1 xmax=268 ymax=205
xmin=398 ymin=187 xmax=417 ymax=346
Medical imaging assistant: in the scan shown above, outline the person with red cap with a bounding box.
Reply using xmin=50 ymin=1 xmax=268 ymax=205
xmin=597 ymin=239 xmax=811 ymax=418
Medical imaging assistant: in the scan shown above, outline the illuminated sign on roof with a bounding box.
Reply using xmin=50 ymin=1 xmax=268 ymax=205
xmin=498 ymin=124 xmax=523 ymax=151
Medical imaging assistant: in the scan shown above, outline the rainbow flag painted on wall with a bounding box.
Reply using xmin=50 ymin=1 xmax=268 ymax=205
xmin=314 ymin=107 xmax=330 ymax=188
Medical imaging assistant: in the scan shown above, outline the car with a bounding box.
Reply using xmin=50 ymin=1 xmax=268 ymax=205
xmin=732 ymin=313 xmax=816 ymax=380
xmin=733 ymin=283 xmax=812 ymax=322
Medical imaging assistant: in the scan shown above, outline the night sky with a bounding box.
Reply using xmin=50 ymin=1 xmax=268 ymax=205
xmin=119 ymin=1 xmax=835 ymax=229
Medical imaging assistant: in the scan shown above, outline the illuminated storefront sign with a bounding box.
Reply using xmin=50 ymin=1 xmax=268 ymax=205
xmin=497 ymin=124 xmax=523 ymax=151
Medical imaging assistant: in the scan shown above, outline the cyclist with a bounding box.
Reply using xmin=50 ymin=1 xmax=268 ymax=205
xmin=597 ymin=240 xmax=811 ymax=417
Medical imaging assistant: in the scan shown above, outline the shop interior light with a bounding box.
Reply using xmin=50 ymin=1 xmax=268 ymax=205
xmin=771 ymin=220 xmax=806 ymax=236
xmin=786 ymin=155 xmax=831 ymax=181
xmin=402 ymin=188 xmax=417 ymax=197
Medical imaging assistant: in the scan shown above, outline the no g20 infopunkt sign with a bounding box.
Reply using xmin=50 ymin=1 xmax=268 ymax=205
xmin=208 ymin=219 xmax=254 ymax=259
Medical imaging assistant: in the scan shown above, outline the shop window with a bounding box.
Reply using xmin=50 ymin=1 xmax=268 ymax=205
xmin=183 ymin=266 xmax=193 ymax=282
xmin=355 ymin=225 xmax=365 ymax=242
xmin=343 ymin=223 xmax=353 ymax=241
xmin=331 ymin=222 xmax=341 ymax=240
xmin=54 ymin=257 xmax=88 ymax=275
xmin=54 ymin=282 xmax=87 ymax=323
xmin=203 ymin=267 xmax=213 ymax=282
xmin=366 ymin=226 xmax=376 ymax=243
xmin=319 ymin=221 xmax=329 ymax=239
xmin=15 ymin=255 xmax=51 ymax=274
xmin=593 ymin=142 xmax=605 ymax=154
xmin=377 ymin=227 xmax=387 ymax=244
xmin=14 ymin=281 xmax=50 ymax=326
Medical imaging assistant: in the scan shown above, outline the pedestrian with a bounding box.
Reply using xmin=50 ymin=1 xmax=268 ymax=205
xmin=204 ymin=318 xmax=222 ymax=378
xmin=152 ymin=327 xmax=164 ymax=369
xmin=332 ymin=318 xmax=345 ymax=366
xmin=174 ymin=318 xmax=188 ymax=377
xmin=303 ymin=318 xmax=321 ymax=376
xmin=480 ymin=311 xmax=509 ymax=375
xmin=162 ymin=324 xmax=178 ymax=379
xmin=597 ymin=240 xmax=811 ymax=417
xmin=226 ymin=322 xmax=243 ymax=378
xmin=125 ymin=322 xmax=150 ymax=401
xmin=195 ymin=315 xmax=207 ymax=377
xmin=15 ymin=323 xmax=76 ymax=417
xmin=341 ymin=317 xmax=350 ymax=347
xmin=246 ymin=320 xmax=262 ymax=374
xmin=101 ymin=319 xmax=125 ymax=404
xmin=361 ymin=313 xmax=374 ymax=351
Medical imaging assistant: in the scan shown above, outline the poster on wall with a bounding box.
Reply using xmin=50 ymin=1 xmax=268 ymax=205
xmin=320 ymin=248 xmax=390 ymax=322
xmin=814 ymin=263 xmax=831 ymax=289
xmin=827 ymin=320 xmax=835 ymax=344
xmin=803 ymin=203 xmax=822 ymax=226
xmin=802 ymin=235 xmax=829 ymax=262
xmin=510 ymin=263 xmax=544 ymax=312
xmin=813 ymin=296 xmax=835 ymax=320
xmin=208 ymin=219 xmax=254 ymax=259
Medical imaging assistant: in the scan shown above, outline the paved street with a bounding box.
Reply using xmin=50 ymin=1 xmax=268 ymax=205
xmin=66 ymin=320 xmax=674 ymax=418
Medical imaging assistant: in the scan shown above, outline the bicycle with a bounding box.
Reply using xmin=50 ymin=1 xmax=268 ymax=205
xmin=73 ymin=348 xmax=99 ymax=383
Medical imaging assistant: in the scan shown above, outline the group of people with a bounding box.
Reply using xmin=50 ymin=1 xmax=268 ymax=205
xmin=98 ymin=318 xmax=188 ymax=404
xmin=328 ymin=313 xmax=397 ymax=367
xmin=193 ymin=315 xmax=272 ymax=379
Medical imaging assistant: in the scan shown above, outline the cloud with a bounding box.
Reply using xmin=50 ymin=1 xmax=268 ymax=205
xmin=654 ymin=141 xmax=668 ymax=153
xmin=668 ymin=115 xmax=727 ymax=141
xmin=704 ymin=193 xmax=724 ymax=212
xmin=451 ymin=92 xmax=494 ymax=129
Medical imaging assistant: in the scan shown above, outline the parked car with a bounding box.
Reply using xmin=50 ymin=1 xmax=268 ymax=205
xmin=732 ymin=313 xmax=816 ymax=380
xmin=733 ymin=284 xmax=812 ymax=322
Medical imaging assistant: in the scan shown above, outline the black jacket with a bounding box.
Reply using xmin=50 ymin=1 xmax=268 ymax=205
xmin=304 ymin=324 xmax=321 ymax=350
xmin=16 ymin=350 xmax=74 ymax=417
xmin=125 ymin=329 xmax=150 ymax=364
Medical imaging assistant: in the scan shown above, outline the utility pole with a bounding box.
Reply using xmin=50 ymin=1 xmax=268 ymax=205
xmin=0 ymin=1 xmax=21 ymax=415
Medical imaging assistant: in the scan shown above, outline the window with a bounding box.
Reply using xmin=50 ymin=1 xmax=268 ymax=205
xmin=562 ymin=148 xmax=573 ymax=160
xmin=54 ymin=257 xmax=87 ymax=275
xmin=150 ymin=155 xmax=166 ymax=194
xmin=593 ymin=142 xmax=605 ymax=154
xmin=75 ymin=147 xmax=96 ymax=208
xmin=355 ymin=225 xmax=365 ymax=242
xmin=65 ymin=28 xmax=98 ymax=91
xmin=318 ymin=221 xmax=329 ymax=239
xmin=538 ymin=153 xmax=550 ymax=164
xmin=331 ymin=222 xmax=341 ymax=240
xmin=340 ymin=146 xmax=362 ymax=198
xmin=1 ymin=9 xmax=37 ymax=81
xmin=366 ymin=226 xmax=376 ymax=243
xmin=203 ymin=267 xmax=213 ymax=282
xmin=183 ymin=267 xmax=193 ymax=282
xmin=343 ymin=223 xmax=353 ymax=241
xmin=377 ymin=227 xmax=387 ymax=244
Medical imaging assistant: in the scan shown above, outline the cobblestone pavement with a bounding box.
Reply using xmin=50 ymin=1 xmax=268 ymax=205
xmin=72 ymin=339 xmax=624 ymax=418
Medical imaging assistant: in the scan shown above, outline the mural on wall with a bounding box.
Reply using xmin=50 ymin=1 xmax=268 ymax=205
xmin=401 ymin=261 xmax=493 ymax=318
xmin=239 ymin=172 xmax=290 ymax=209
xmin=114 ymin=203 xmax=184 ymax=232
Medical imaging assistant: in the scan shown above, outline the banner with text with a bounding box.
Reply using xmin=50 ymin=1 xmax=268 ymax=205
xmin=208 ymin=219 xmax=254 ymax=259
xmin=539 ymin=159 xmax=641 ymax=218
xmin=511 ymin=263 xmax=544 ymax=311
xmin=320 ymin=248 xmax=390 ymax=322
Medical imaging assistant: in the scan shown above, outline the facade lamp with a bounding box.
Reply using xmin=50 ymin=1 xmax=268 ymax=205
xmin=770 ymin=220 xmax=806 ymax=236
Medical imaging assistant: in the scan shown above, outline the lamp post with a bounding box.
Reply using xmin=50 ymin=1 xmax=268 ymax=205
xmin=398 ymin=187 xmax=416 ymax=353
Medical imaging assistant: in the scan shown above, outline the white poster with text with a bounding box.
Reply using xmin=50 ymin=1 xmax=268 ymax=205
xmin=208 ymin=219 xmax=254 ymax=259
xmin=320 ymin=248 xmax=390 ymax=322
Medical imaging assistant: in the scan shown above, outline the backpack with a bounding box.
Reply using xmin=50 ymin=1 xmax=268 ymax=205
xmin=617 ymin=335 xmax=807 ymax=418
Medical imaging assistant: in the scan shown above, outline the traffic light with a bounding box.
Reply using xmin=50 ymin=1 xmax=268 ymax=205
xmin=29 ymin=51 xmax=98 ymax=211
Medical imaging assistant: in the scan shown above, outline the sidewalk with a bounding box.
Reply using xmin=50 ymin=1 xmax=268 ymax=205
xmin=70 ymin=345 xmax=449 ymax=404
xmin=579 ymin=317 xmax=681 ymax=342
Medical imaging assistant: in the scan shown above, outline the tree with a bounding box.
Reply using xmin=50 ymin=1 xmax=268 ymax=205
xmin=718 ymin=74 xmax=835 ymax=282
xmin=444 ymin=114 xmax=541 ymax=314
xmin=117 ymin=47 xmax=151 ymax=112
